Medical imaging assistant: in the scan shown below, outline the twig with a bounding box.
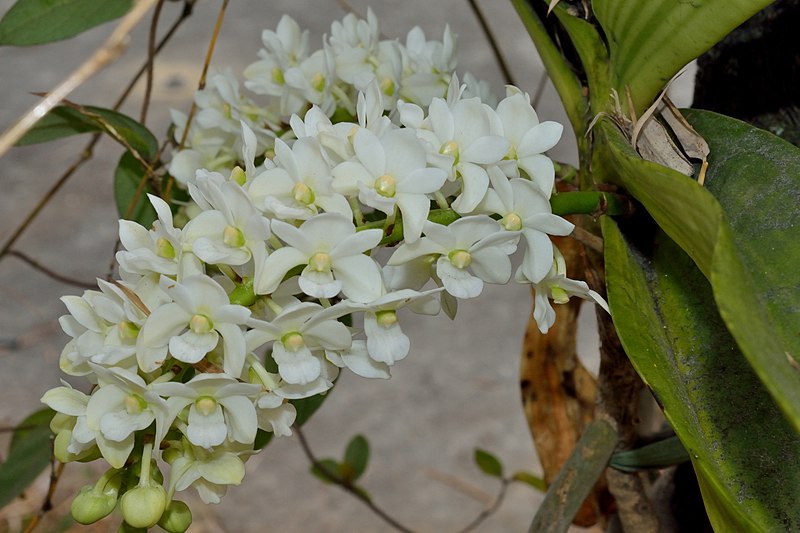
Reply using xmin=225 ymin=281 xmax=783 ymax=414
xmin=0 ymin=0 xmax=159 ymax=159
xmin=0 ymin=1 xmax=193 ymax=261
xmin=23 ymin=451 xmax=65 ymax=533
xmin=294 ymin=427 xmax=416 ymax=533
xmin=454 ymin=478 xmax=511 ymax=533
xmin=140 ymin=0 xmax=167 ymax=124
xmin=466 ymin=0 xmax=515 ymax=86
xmin=165 ymin=0 xmax=229 ymax=201
xmin=571 ymin=226 xmax=603 ymax=253
xmin=7 ymin=250 xmax=95 ymax=289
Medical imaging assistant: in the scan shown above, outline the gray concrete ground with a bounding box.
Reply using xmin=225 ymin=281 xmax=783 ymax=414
xmin=0 ymin=1 xmax=616 ymax=531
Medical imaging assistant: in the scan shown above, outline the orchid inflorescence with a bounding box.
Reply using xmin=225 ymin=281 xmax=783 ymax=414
xmin=42 ymin=10 xmax=607 ymax=531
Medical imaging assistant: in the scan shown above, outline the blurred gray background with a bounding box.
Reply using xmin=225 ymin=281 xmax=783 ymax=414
xmin=0 ymin=1 xmax=668 ymax=530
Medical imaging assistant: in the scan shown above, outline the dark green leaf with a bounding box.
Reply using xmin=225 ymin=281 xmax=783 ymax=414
xmin=291 ymin=390 xmax=331 ymax=428
xmin=603 ymin=217 xmax=800 ymax=531
xmin=0 ymin=408 xmax=54 ymax=508
xmin=474 ymin=448 xmax=503 ymax=478
xmin=609 ymin=436 xmax=689 ymax=473
xmin=343 ymin=434 xmax=369 ymax=481
xmin=114 ymin=151 xmax=157 ymax=226
xmin=18 ymin=104 xmax=158 ymax=159
xmin=528 ymin=420 xmax=618 ymax=532
xmin=511 ymin=471 xmax=546 ymax=492
xmin=596 ymin=114 xmax=800 ymax=430
xmin=309 ymin=459 xmax=341 ymax=484
xmin=253 ymin=429 xmax=273 ymax=451
xmin=0 ymin=0 xmax=133 ymax=46
xmin=593 ymin=0 xmax=772 ymax=114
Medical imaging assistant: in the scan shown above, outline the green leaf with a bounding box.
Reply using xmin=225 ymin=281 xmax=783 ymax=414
xmin=511 ymin=471 xmax=546 ymax=492
xmin=528 ymin=419 xmax=618 ymax=532
xmin=18 ymin=104 xmax=158 ymax=159
xmin=253 ymin=429 xmax=273 ymax=451
xmin=593 ymin=0 xmax=772 ymax=115
xmin=0 ymin=0 xmax=133 ymax=46
xmin=595 ymin=114 xmax=800 ymax=430
xmin=0 ymin=408 xmax=54 ymax=508
xmin=473 ymin=448 xmax=503 ymax=478
xmin=508 ymin=0 xmax=588 ymax=137
xmin=291 ymin=392 xmax=329 ymax=428
xmin=603 ymin=217 xmax=800 ymax=531
xmin=114 ymin=151 xmax=157 ymax=226
xmin=309 ymin=458 xmax=341 ymax=485
xmin=609 ymin=436 xmax=689 ymax=473
xmin=343 ymin=434 xmax=369 ymax=481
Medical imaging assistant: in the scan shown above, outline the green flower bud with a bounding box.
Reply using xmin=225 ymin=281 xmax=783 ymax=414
xmin=70 ymin=485 xmax=117 ymax=525
xmin=118 ymin=522 xmax=147 ymax=533
xmin=120 ymin=485 xmax=167 ymax=529
xmin=158 ymin=500 xmax=193 ymax=533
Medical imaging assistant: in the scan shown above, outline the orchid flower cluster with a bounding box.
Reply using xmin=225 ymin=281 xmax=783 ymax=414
xmin=41 ymin=10 xmax=606 ymax=532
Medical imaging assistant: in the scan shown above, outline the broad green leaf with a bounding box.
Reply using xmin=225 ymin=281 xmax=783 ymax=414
xmin=603 ymin=217 xmax=800 ymax=530
xmin=114 ymin=151 xmax=157 ymax=226
xmin=512 ymin=471 xmax=546 ymax=492
xmin=0 ymin=408 xmax=54 ymax=508
xmin=343 ymin=435 xmax=369 ymax=481
xmin=595 ymin=114 xmax=800 ymax=429
xmin=18 ymin=104 xmax=158 ymax=160
xmin=609 ymin=436 xmax=689 ymax=473
xmin=593 ymin=0 xmax=772 ymax=115
xmin=0 ymin=0 xmax=132 ymax=46
xmin=528 ymin=419 xmax=617 ymax=533
xmin=474 ymin=448 xmax=503 ymax=478
xmin=291 ymin=392 xmax=329 ymax=428
xmin=551 ymin=6 xmax=610 ymax=117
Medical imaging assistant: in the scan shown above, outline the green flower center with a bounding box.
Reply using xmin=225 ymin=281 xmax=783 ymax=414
xmin=271 ymin=67 xmax=285 ymax=85
xmin=439 ymin=140 xmax=459 ymax=163
xmin=223 ymin=225 xmax=246 ymax=248
xmin=155 ymin=237 xmax=175 ymax=259
xmin=448 ymin=249 xmax=472 ymax=269
xmin=195 ymin=396 xmax=217 ymax=416
xmin=500 ymin=212 xmax=523 ymax=231
xmin=375 ymin=310 xmax=398 ymax=328
xmin=117 ymin=320 xmax=140 ymax=340
xmin=374 ymin=174 xmax=396 ymax=198
xmin=189 ymin=314 xmax=213 ymax=334
xmin=124 ymin=394 xmax=147 ymax=415
xmin=309 ymin=252 xmax=331 ymax=272
xmin=281 ymin=332 xmax=305 ymax=352
xmin=292 ymin=183 xmax=315 ymax=205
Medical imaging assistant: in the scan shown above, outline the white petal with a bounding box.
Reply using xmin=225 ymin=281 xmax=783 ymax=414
xmin=273 ymin=342 xmax=322 ymax=385
xmin=363 ymin=313 xmax=410 ymax=365
xmin=333 ymin=254 xmax=383 ymax=302
xmin=437 ymin=258 xmax=483 ymax=299
xmin=169 ymin=330 xmax=219 ymax=364
xmin=218 ymin=396 xmax=258 ymax=444
xmin=187 ymin=403 xmax=227 ymax=448
xmin=341 ymin=340 xmax=391 ymax=378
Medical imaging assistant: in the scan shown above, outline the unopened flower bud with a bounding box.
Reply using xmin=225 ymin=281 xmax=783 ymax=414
xmin=120 ymin=485 xmax=167 ymax=529
xmin=158 ymin=500 xmax=193 ymax=533
xmin=118 ymin=522 xmax=147 ymax=533
xmin=71 ymin=485 xmax=118 ymax=525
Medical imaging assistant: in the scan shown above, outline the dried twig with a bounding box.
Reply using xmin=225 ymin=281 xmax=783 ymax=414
xmin=140 ymin=0 xmax=168 ymax=124
xmin=466 ymin=0 xmax=515 ymax=86
xmin=0 ymin=0 xmax=159 ymax=158
xmin=0 ymin=1 xmax=193 ymax=262
xmin=7 ymin=250 xmax=95 ymax=289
